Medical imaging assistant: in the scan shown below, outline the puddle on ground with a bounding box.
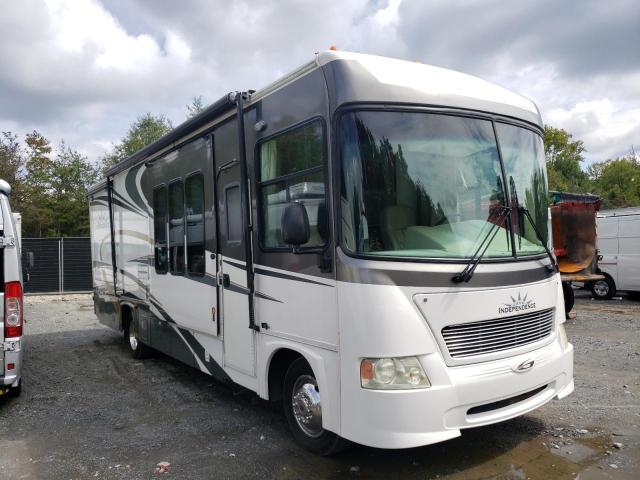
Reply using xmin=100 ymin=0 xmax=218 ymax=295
xmin=269 ymin=420 xmax=612 ymax=480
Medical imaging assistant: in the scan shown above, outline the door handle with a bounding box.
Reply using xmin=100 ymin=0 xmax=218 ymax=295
xmin=222 ymin=273 xmax=230 ymax=288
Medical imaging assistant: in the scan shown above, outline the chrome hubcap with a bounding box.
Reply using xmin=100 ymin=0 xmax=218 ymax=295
xmin=129 ymin=330 xmax=138 ymax=350
xmin=594 ymin=280 xmax=609 ymax=297
xmin=291 ymin=375 xmax=323 ymax=438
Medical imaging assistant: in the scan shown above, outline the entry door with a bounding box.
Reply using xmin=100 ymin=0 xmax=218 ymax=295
xmin=214 ymin=129 xmax=255 ymax=376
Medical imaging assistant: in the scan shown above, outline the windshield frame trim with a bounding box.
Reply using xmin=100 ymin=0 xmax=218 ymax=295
xmin=333 ymin=103 xmax=548 ymax=265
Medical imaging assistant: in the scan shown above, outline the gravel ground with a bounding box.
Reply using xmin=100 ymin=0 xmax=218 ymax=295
xmin=0 ymin=291 xmax=638 ymax=479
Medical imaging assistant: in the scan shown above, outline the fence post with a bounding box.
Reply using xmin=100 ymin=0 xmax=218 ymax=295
xmin=58 ymin=238 xmax=62 ymax=294
xmin=61 ymin=237 xmax=65 ymax=294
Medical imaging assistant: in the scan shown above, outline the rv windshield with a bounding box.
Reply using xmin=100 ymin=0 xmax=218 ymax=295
xmin=339 ymin=111 xmax=548 ymax=260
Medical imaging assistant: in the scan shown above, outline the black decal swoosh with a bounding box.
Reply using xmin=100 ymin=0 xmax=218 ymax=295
xmin=147 ymin=295 xmax=229 ymax=381
xmin=254 ymin=267 xmax=334 ymax=287
xmin=222 ymin=259 xmax=333 ymax=287
xmin=125 ymin=164 xmax=151 ymax=216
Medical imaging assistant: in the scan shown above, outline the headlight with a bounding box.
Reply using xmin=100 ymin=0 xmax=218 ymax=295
xmin=558 ymin=324 xmax=569 ymax=350
xmin=360 ymin=357 xmax=431 ymax=390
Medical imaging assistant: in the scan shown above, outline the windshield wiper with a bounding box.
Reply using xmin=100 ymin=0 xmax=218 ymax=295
xmin=452 ymin=206 xmax=511 ymax=283
xmin=508 ymin=176 xmax=557 ymax=272
xmin=518 ymin=205 xmax=557 ymax=272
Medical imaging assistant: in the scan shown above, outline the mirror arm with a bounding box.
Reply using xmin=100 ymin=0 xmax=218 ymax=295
xmin=289 ymin=245 xmax=332 ymax=272
xmin=291 ymin=246 xmax=324 ymax=255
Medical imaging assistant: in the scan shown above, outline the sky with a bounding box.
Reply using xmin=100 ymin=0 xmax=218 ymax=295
xmin=1 ymin=0 xmax=639 ymax=166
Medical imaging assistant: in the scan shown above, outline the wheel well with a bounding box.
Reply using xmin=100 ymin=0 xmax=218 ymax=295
xmin=120 ymin=304 xmax=133 ymax=332
xmin=593 ymin=272 xmax=615 ymax=287
xmin=268 ymin=349 xmax=304 ymax=402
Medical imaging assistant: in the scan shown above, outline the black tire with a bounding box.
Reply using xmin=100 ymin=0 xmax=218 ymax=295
xmin=124 ymin=320 xmax=152 ymax=360
xmin=591 ymin=274 xmax=616 ymax=300
xmin=562 ymin=282 xmax=575 ymax=315
xmin=8 ymin=380 xmax=21 ymax=398
xmin=283 ymin=358 xmax=349 ymax=456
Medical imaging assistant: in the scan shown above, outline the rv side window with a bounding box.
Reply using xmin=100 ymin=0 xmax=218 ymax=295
xmin=258 ymin=120 xmax=327 ymax=250
xmin=225 ymin=184 xmax=242 ymax=245
xmin=185 ymin=173 xmax=205 ymax=275
xmin=153 ymin=186 xmax=168 ymax=274
xmin=169 ymin=180 xmax=185 ymax=274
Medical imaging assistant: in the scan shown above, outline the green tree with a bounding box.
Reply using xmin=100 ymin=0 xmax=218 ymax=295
xmin=49 ymin=142 xmax=99 ymax=236
xmin=186 ymin=95 xmax=205 ymax=118
xmin=543 ymin=126 xmax=589 ymax=192
xmin=589 ymin=154 xmax=640 ymax=208
xmin=101 ymin=113 xmax=173 ymax=174
xmin=22 ymin=131 xmax=55 ymax=236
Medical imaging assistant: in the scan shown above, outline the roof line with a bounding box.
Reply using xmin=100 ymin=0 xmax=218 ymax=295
xmin=104 ymin=92 xmax=236 ymax=178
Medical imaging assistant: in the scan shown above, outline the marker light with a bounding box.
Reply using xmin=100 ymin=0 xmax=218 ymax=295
xmin=361 ymin=357 xmax=430 ymax=390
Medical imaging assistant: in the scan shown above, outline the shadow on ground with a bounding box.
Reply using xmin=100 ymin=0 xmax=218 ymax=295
xmin=0 ymin=322 xmax=610 ymax=479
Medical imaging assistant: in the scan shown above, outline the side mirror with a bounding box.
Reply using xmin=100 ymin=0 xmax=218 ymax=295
xmin=282 ymin=202 xmax=310 ymax=247
xmin=27 ymin=251 xmax=35 ymax=269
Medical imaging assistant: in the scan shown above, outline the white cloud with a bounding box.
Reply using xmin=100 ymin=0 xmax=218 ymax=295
xmin=0 ymin=0 xmax=638 ymax=166
xmin=374 ymin=0 xmax=402 ymax=26
xmin=165 ymin=32 xmax=191 ymax=62
xmin=547 ymin=100 xmax=640 ymax=161
xmin=44 ymin=0 xmax=162 ymax=72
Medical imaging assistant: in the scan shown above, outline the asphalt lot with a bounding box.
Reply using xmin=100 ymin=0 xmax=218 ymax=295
xmin=0 ymin=290 xmax=638 ymax=479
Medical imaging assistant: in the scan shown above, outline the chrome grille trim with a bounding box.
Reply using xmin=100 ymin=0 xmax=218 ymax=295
xmin=442 ymin=308 xmax=555 ymax=358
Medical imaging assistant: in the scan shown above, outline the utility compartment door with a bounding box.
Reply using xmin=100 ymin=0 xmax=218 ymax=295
xmin=214 ymin=122 xmax=255 ymax=376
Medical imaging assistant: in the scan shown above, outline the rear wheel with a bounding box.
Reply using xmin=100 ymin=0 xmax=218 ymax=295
xmin=591 ymin=275 xmax=616 ymax=300
xmin=124 ymin=320 xmax=152 ymax=359
xmin=283 ymin=358 xmax=348 ymax=455
xmin=8 ymin=380 xmax=21 ymax=398
xmin=562 ymin=282 xmax=575 ymax=315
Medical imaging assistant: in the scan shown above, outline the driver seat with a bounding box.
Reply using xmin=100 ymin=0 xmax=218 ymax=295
xmin=379 ymin=206 xmax=416 ymax=250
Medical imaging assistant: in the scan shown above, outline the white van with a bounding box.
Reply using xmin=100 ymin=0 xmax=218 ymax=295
xmin=593 ymin=208 xmax=640 ymax=299
xmin=0 ymin=180 xmax=24 ymax=398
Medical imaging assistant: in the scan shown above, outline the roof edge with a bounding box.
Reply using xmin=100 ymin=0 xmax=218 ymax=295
xmin=105 ymin=92 xmax=236 ymax=178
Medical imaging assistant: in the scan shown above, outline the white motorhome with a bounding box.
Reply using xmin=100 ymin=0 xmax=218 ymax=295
xmin=593 ymin=208 xmax=640 ymax=299
xmin=88 ymin=51 xmax=574 ymax=454
xmin=0 ymin=180 xmax=24 ymax=398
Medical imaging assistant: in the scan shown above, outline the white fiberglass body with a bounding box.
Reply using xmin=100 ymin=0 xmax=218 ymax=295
xmin=88 ymin=51 xmax=573 ymax=452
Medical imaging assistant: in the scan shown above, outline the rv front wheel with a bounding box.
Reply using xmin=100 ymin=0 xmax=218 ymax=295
xmin=283 ymin=358 xmax=348 ymax=455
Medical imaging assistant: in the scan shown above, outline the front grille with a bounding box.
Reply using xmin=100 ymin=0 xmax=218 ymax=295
xmin=442 ymin=308 xmax=555 ymax=358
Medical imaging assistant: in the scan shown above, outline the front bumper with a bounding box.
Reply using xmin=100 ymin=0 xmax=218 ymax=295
xmin=1 ymin=337 xmax=23 ymax=388
xmin=339 ymin=340 xmax=574 ymax=449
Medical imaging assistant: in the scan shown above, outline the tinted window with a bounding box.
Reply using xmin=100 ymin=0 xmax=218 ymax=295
xmin=258 ymin=121 xmax=327 ymax=249
xmin=225 ymin=185 xmax=242 ymax=244
xmin=153 ymin=186 xmax=168 ymax=273
xmin=185 ymin=174 xmax=205 ymax=275
xmin=495 ymin=122 xmax=548 ymax=255
xmin=169 ymin=181 xmax=185 ymax=274
xmin=339 ymin=111 xmax=513 ymax=259
xmin=261 ymin=122 xmax=323 ymax=181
